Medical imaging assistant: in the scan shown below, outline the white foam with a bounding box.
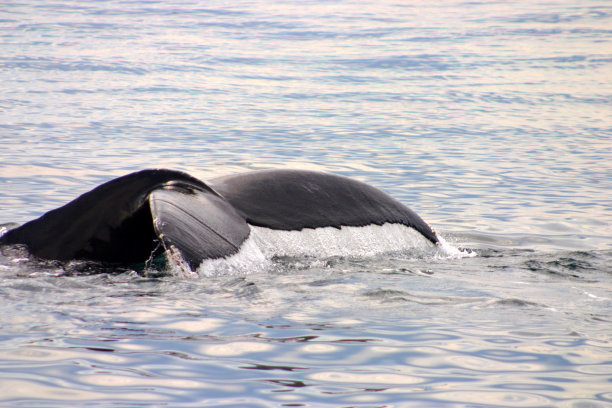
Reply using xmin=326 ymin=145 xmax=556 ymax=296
xmin=163 ymin=223 xmax=472 ymax=277
xmin=250 ymin=223 xmax=433 ymax=258
xmin=162 ymin=237 xmax=270 ymax=278
xmin=195 ymin=234 xmax=270 ymax=277
xmin=435 ymin=235 xmax=477 ymax=259
xmin=165 ymin=244 xmax=197 ymax=278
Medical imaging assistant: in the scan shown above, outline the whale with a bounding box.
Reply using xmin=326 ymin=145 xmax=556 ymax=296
xmin=0 ymin=169 xmax=439 ymax=271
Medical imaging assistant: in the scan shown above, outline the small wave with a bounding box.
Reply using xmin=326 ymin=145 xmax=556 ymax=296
xmin=524 ymin=253 xmax=600 ymax=281
xmin=362 ymin=288 xmax=487 ymax=305
xmin=494 ymin=298 xmax=544 ymax=308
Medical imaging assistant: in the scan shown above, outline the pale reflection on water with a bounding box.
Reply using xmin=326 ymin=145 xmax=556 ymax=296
xmin=1 ymin=253 xmax=611 ymax=406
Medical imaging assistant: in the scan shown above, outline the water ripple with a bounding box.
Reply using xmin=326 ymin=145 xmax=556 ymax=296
xmin=1 ymin=0 xmax=611 ymax=406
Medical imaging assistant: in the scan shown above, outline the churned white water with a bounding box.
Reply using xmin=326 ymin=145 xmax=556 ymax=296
xmin=194 ymin=235 xmax=270 ymax=278
xmin=193 ymin=223 xmax=463 ymax=277
xmin=250 ymin=223 xmax=434 ymax=258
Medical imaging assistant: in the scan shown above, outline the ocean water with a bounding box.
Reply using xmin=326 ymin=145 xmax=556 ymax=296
xmin=1 ymin=0 xmax=611 ymax=407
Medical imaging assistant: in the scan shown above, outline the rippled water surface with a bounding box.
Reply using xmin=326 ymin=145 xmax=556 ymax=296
xmin=1 ymin=0 xmax=611 ymax=407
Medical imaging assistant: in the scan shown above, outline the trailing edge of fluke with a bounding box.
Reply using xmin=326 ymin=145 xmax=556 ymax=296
xmin=0 ymin=169 xmax=439 ymax=270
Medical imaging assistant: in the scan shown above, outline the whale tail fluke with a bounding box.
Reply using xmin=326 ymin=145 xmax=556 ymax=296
xmin=0 ymin=170 xmax=222 ymax=265
xmin=1 ymin=168 xmax=439 ymax=271
xmin=149 ymin=183 xmax=250 ymax=270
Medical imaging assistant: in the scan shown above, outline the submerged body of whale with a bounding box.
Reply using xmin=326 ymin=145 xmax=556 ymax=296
xmin=0 ymin=169 xmax=439 ymax=271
